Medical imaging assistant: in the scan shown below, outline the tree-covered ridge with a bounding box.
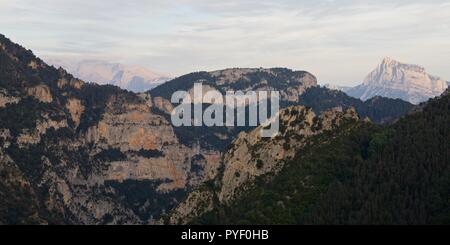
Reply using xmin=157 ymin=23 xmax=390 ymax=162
xmin=194 ymin=91 xmax=449 ymax=225
xmin=149 ymin=68 xmax=314 ymax=100
xmin=298 ymin=86 xmax=414 ymax=124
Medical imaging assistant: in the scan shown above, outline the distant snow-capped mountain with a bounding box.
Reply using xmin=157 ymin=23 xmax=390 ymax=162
xmin=346 ymin=57 xmax=448 ymax=104
xmin=47 ymin=59 xmax=172 ymax=92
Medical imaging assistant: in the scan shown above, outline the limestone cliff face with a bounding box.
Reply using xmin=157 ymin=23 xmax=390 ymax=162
xmin=3 ymin=91 xmax=221 ymax=223
xmin=82 ymin=102 xmax=221 ymax=192
xmin=16 ymin=117 xmax=68 ymax=146
xmin=66 ymin=98 xmax=84 ymax=128
xmin=26 ymin=85 xmax=53 ymax=103
xmin=169 ymin=106 xmax=359 ymax=224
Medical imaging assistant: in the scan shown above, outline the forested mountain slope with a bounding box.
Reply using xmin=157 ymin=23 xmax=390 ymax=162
xmin=189 ymin=90 xmax=450 ymax=225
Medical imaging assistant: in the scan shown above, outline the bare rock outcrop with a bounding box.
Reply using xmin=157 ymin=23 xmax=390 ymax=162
xmin=0 ymin=90 xmax=19 ymax=108
xmin=66 ymin=98 xmax=85 ymax=128
xmin=26 ymin=85 xmax=53 ymax=103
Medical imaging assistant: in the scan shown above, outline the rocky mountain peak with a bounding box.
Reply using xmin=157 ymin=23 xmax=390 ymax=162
xmin=379 ymin=56 xmax=414 ymax=69
xmin=347 ymin=57 xmax=447 ymax=104
xmin=380 ymin=56 xmax=399 ymax=67
xmin=45 ymin=59 xmax=172 ymax=92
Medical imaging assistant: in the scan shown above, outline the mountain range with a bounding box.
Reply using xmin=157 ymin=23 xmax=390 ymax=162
xmin=0 ymin=34 xmax=448 ymax=225
xmin=49 ymin=56 xmax=449 ymax=106
xmin=345 ymin=57 xmax=448 ymax=104
xmin=46 ymin=59 xmax=172 ymax=92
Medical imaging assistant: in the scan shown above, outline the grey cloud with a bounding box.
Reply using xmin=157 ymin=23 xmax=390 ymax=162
xmin=0 ymin=0 xmax=449 ymax=84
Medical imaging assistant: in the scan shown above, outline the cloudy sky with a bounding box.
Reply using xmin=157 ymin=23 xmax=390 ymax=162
xmin=1 ymin=0 xmax=449 ymax=85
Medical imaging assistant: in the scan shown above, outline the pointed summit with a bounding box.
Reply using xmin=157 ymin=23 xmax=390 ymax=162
xmin=379 ymin=57 xmax=404 ymax=68
xmin=381 ymin=56 xmax=394 ymax=64
xmin=347 ymin=57 xmax=447 ymax=104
